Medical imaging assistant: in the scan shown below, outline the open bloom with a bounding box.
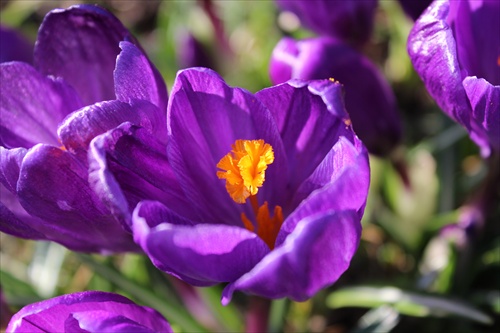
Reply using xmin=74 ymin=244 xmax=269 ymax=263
xmin=408 ymin=0 xmax=499 ymax=157
xmin=270 ymin=36 xmax=402 ymax=156
xmin=6 ymin=291 xmax=172 ymax=332
xmin=89 ymin=68 xmax=370 ymax=302
xmin=275 ymin=0 xmax=377 ymax=47
xmin=0 ymin=5 xmax=167 ymax=252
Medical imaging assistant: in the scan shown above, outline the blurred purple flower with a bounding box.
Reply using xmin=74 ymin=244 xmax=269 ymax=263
xmin=398 ymin=0 xmax=433 ymax=21
xmin=6 ymin=291 xmax=172 ymax=332
xmin=0 ymin=5 xmax=167 ymax=253
xmin=88 ymin=67 xmax=370 ymax=303
xmin=408 ymin=0 xmax=499 ymax=157
xmin=270 ymin=36 xmax=402 ymax=156
xmin=0 ymin=25 xmax=33 ymax=64
xmin=276 ymin=0 xmax=378 ymax=46
xmin=176 ymin=31 xmax=213 ymax=69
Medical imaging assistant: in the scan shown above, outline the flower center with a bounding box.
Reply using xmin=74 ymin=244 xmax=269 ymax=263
xmin=217 ymin=139 xmax=283 ymax=249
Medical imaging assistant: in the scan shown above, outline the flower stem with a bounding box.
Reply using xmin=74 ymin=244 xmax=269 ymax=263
xmin=246 ymin=296 xmax=272 ymax=333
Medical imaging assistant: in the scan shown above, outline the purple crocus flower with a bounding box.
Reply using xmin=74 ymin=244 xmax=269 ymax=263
xmin=0 ymin=5 xmax=167 ymax=253
xmin=276 ymin=0 xmax=378 ymax=47
xmin=270 ymin=36 xmax=402 ymax=157
xmin=408 ymin=0 xmax=499 ymax=157
xmin=6 ymin=291 xmax=172 ymax=332
xmin=88 ymin=67 xmax=370 ymax=302
xmin=0 ymin=25 xmax=33 ymax=64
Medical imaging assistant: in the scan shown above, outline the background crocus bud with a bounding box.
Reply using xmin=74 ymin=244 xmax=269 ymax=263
xmin=6 ymin=291 xmax=172 ymax=332
xmin=0 ymin=25 xmax=33 ymax=64
xmin=408 ymin=0 xmax=500 ymax=157
xmin=275 ymin=0 xmax=378 ymax=47
xmin=176 ymin=31 xmax=213 ymax=69
xmin=270 ymin=36 xmax=402 ymax=157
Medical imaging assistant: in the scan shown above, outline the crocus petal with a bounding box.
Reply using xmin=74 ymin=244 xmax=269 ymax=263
xmin=0 ymin=146 xmax=26 ymax=193
xmin=407 ymin=0 xmax=494 ymax=156
xmin=278 ymin=136 xmax=370 ymax=244
xmin=255 ymin=78 xmax=352 ymax=201
xmin=17 ymin=144 xmax=138 ymax=253
xmin=0 ymin=62 xmax=83 ymax=149
xmin=167 ymin=68 xmax=286 ymax=224
xmin=270 ymin=36 xmax=402 ymax=156
xmin=222 ymin=210 xmax=361 ymax=303
xmin=6 ymin=291 xmax=172 ymax=333
xmin=132 ymin=200 xmax=270 ymax=286
xmin=34 ymin=5 xmax=135 ymax=105
xmin=58 ymin=99 xmax=167 ymax=153
xmin=69 ymin=311 xmax=156 ymax=333
xmin=88 ymin=123 xmax=193 ymax=226
xmin=114 ymin=41 xmax=169 ymax=113
xmin=132 ymin=200 xmax=195 ymax=228
xmin=448 ymin=0 xmax=500 ymax=85
xmin=276 ymin=0 xmax=377 ymax=46
xmin=0 ymin=147 xmax=44 ymax=239
xmin=0 ymin=25 xmax=33 ymax=64
xmin=0 ymin=192 xmax=46 ymax=240
xmin=463 ymin=77 xmax=500 ymax=153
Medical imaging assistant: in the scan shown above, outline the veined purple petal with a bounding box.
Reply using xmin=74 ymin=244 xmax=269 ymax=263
xmin=278 ymin=136 xmax=370 ymax=244
xmin=0 ymin=147 xmax=44 ymax=239
xmin=222 ymin=210 xmax=361 ymax=303
xmin=132 ymin=200 xmax=270 ymax=286
xmin=0 ymin=146 xmax=26 ymax=193
xmin=256 ymin=79 xmax=353 ymax=206
xmin=88 ymin=123 xmax=193 ymax=227
xmin=270 ymin=36 xmax=402 ymax=156
xmin=58 ymin=99 xmax=167 ymax=153
xmin=276 ymin=0 xmax=377 ymax=46
xmin=0 ymin=62 xmax=83 ymax=149
xmin=16 ymin=144 xmax=138 ymax=253
xmin=408 ymin=0 xmax=498 ymax=156
xmin=448 ymin=0 xmax=500 ymax=86
xmin=6 ymin=291 xmax=172 ymax=333
xmin=0 ymin=189 xmax=46 ymax=240
xmin=463 ymin=77 xmax=500 ymax=153
xmin=132 ymin=201 xmax=195 ymax=228
xmin=0 ymin=25 xmax=33 ymax=64
xmin=114 ymin=41 xmax=169 ymax=113
xmin=34 ymin=5 xmax=136 ymax=105
xmin=167 ymin=68 xmax=287 ymax=224
xmin=68 ymin=311 xmax=156 ymax=333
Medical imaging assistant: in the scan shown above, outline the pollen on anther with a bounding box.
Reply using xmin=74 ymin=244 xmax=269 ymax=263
xmin=216 ymin=139 xmax=274 ymax=203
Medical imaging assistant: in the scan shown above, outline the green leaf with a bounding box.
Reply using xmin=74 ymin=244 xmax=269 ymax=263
xmin=196 ymin=286 xmax=243 ymax=332
xmin=0 ymin=270 xmax=41 ymax=307
xmin=269 ymin=298 xmax=288 ymax=333
xmin=327 ymin=286 xmax=493 ymax=325
xmin=482 ymin=238 xmax=500 ymax=266
xmin=352 ymin=306 xmax=400 ymax=333
xmin=381 ymin=148 xmax=439 ymax=249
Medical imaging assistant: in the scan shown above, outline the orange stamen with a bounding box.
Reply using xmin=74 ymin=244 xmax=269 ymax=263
xmin=216 ymin=139 xmax=274 ymax=203
xmin=241 ymin=198 xmax=284 ymax=249
xmin=217 ymin=139 xmax=283 ymax=249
